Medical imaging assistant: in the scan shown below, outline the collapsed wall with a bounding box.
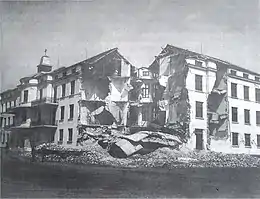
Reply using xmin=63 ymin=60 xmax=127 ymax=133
xmin=207 ymin=63 xmax=229 ymax=149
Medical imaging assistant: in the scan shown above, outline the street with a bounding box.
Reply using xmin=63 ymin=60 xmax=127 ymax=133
xmin=1 ymin=152 xmax=260 ymax=198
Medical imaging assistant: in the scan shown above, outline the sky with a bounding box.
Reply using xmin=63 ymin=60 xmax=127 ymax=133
xmin=0 ymin=0 xmax=260 ymax=91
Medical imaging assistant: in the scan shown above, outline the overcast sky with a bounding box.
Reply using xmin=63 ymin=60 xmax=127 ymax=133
xmin=0 ymin=0 xmax=260 ymax=91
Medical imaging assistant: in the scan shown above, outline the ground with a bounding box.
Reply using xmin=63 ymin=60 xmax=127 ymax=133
xmin=1 ymin=149 xmax=260 ymax=198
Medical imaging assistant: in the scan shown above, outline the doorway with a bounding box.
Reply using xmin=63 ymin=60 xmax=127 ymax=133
xmin=195 ymin=129 xmax=203 ymax=150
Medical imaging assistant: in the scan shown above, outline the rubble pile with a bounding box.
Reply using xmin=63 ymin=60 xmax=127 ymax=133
xmin=33 ymin=141 xmax=260 ymax=168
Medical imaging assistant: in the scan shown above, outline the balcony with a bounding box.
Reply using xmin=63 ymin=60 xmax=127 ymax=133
xmin=30 ymin=120 xmax=57 ymax=128
xmin=31 ymin=97 xmax=58 ymax=107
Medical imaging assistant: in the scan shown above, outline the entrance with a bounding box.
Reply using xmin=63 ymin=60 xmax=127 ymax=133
xmin=195 ymin=129 xmax=203 ymax=150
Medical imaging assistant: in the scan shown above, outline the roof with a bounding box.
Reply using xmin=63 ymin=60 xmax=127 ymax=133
xmin=156 ymin=44 xmax=260 ymax=76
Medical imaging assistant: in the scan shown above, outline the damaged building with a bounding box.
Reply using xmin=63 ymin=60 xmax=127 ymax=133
xmin=145 ymin=44 xmax=260 ymax=155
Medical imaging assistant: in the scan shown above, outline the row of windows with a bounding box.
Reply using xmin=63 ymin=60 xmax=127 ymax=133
xmin=58 ymin=128 xmax=73 ymax=144
xmin=0 ymin=116 xmax=15 ymax=127
xmin=232 ymin=133 xmax=260 ymax=148
xmin=231 ymin=107 xmax=260 ymax=125
xmin=231 ymin=82 xmax=260 ymax=102
xmin=55 ymin=80 xmax=76 ymax=99
xmin=230 ymin=70 xmax=260 ymax=82
xmin=60 ymin=104 xmax=75 ymax=121
xmin=55 ymin=67 xmax=78 ymax=80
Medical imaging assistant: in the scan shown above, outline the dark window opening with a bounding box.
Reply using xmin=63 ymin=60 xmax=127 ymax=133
xmin=232 ymin=132 xmax=239 ymax=146
xmin=62 ymin=84 xmax=66 ymax=97
xmin=195 ymin=101 xmax=203 ymax=118
xmin=244 ymin=86 xmax=249 ymax=100
xmin=54 ymin=86 xmax=57 ymax=102
xmin=245 ymin=133 xmax=251 ymax=147
xmin=230 ymin=70 xmax=237 ymax=75
xmin=255 ymin=76 xmax=260 ymax=82
xmin=59 ymin=129 xmax=63 ymax=142
xmin=60 ymin=106 xmax=65 ymax=121
xmin=231 ymin=83 xmax=237 ymax=98
xmin=256 ymin=111 xmax=260 ymax=125
xmin=68 ymin=128 xmax=73 ymax=143
xmin=69 ymin=104 xmax=74 ymax=120
xmin=142 ymin=84 xmax=150 ymax=98
xmin=195 ymin=74 xmax=203 ymax=91
xmin=24 ymin=90 xmax=28 ymax=103
xmin=243 ymin=73 xmax=249 ymax=79
xmin=40 ymin=89 xmax=43 ymax=100
xmin=195 ymin=60 xmax=203 ymax=67
xmin=70 ymin=80 xmax=75 ymax=95
xmin=257 ymin=135 xmax=260 ymax=147
xmin=244 ymin=109 xmax=250 ymax=124
xmin=256 ymin=88 xmax=260 ymax=102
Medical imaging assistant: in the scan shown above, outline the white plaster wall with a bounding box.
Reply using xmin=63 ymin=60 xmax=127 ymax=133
xmin=54 ymin=95 xmax=80 ymax=146
xmin=213 ymin=76 xmax=260 ymax=155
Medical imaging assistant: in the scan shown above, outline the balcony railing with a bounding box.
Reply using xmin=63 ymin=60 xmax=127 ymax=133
xmin=31 ymin=97 xmax=58 ymax=106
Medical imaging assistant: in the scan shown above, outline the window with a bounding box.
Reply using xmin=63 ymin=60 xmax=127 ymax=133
xmin=256 ymin=88 xmax=260 ymax=102
xmin=39 ymin=89 xmax=43 ymax=100
xmin=54 ymin=86 xmax=57 ymax=102
xmin=195 ymin=101 xmax=203 ymax=118
xmin=9 ymin=101 xmax=11 ymax=108
xmin=244 ymin=86 xmax=249 ymax=100
xmin=60 ymin=106 xmax=65 ymax=121
xmin=256 ymin=111 xmax=260 ymax=125
xmin=70 ymin=80 xmax=75 ymax=95
xmin=14 ymin=100 xmax=16 ymax=107
xmin=243 ymin=73 xmax=249 ymax=79
xmin=245 ymin=134 xmax=251 ymax=147
xmin=142 ymin=107 xmax=149 ymax=121
xmin=257 ymin=135 xmax=260 ymax=148
xmin=72 ymin=68 xmax=76 ymax=73
xmin=231 ymin=107 xmax=238 ymax=123
xmin=232 ymin=132 xmax=239 ymax=146
xmin=142 ymin=84 xmax=150 ymax=98
xmin=255 ymin=77 xmax=260 ymax=82
xmin=195 ymin=74 xmax=203 ymax=91
xmin=62 ymin=71 xmax=67 ymax=77
xmin=21 ymin=111 xmax=27 ymax=122
xmin=68 ymin=128 xmax=73 ymax=143
xmin=4 ymin=118 xmax=6 ymax=127
xmin=1 ymin=104 xmax=3 ymax=113
xmin=143 ymin=71 xmax=149 ymax=76
xmin=2 ymin=133 xmax=5 ymax=144
xmin=244 ymin=109 xmax=250 ymax=124
xmin=13 ymin=116 xmax=15 ymax=126
xmin=230 ymin=70 xmax=237 ymax=75
xmin=231 ymin=83 xmax=237 ymax=98
xmin=69 ymin=104 xmax=74 ymax=120
xmin=195 ymin=60 xmax=202 ymax=67
xmin=24 ymin=90 xmax=28 ymax=103
xmin=8 ymin=117 xmax=10 ymax=126
xmin=59 ymin=129 xmax=63 ymax=143
xmin=62 ymin=84 xmax=66 ymax=97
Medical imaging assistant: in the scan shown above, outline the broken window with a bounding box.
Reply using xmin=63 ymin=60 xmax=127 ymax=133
xmin=143 ymin=71 xmax=149 ymax=76
xmin=256 ymin=111 xmax=260 ymax=125
xmin=257 ymin=135 xmax=260 ymax=147
xmin=231 ymin=83 xmax=237 ymax=98
xmin=59 ymin=129 xmax=63 ymax=143
xmin=231 ymin=107 xmax=238 ymax=122
xmin=243 ymin=73 xmax=249 ymax=79
xmin=70 ymin=80 xmax=75 ymax=95
xmin=24 ymin=90 xmax=28 ymax=103
xmin=230 ymin=70 xmax=237 ymax=76
xmin=245 ymin=133 xmax=251 ymax=147
xmin=195 ymin=74 xmax=203 ymax=91
xmin=69 ymin=104 xmax=74 ymax=120
xmin=62 ymin=84 xmax=66 ymax=97
xmin=244 ymin=109 xmax=250 ymax=124
xmin=142 ymin=84 xmax=150 ymax=98
xmin=68 ymin=128 xmax=73 ymax=144
xmin=244 ymin=86 xmax=249 ymax=101
xmin=195 ymin=101 xmax=203 ymax=118
xmin=60 ymin=106 xmax=65 ymax=121
xmin=232 ymin=132 xmax=239 ymax=146
xmin=255 ymin=88 xmax=260 ymax=103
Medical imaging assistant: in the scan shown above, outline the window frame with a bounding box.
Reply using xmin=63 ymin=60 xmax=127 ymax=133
xmin=69 ymin=104 xmax=74 ymax=120
xmin=60 ymin=106 xmax=65 ymax=121
xmin=255 ymin=88 xmax=260 ymax=103
xmin=68 ymin=128 xmax=73 ymax=143
xmin=195 ymin=74 xmax=203 ymax=91
xmin=59 ymin=129 xmax=64 ymax=143
xmin=70 ymin=80 xmax=75 ymax=95
xmin=142 ymin=84 xmax=150 ymax=98
xmin=232 ymin=132 xmax=239 ymax=146
xmin=243 ymin=85 xmax=249 ymax=101
xmin=62 ymin=84 xmax=66 ymax=97
xmin=244 ymin=133 xmax=251 ymax=147
xmin=231 ymin=83 xmax=237 ymax=98
xmin=244 ymin=109 xmax=250 ymax=125
xmin=195 ymin=101 xmax=203 ymax=118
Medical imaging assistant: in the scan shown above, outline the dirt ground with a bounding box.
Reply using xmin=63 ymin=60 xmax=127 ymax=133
xmin=1 ymin=149 xmax=260 ymax=198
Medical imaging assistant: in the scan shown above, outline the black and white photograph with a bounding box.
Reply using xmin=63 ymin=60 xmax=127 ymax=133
xmin=1 ymin=0 xmax=260 ymax=198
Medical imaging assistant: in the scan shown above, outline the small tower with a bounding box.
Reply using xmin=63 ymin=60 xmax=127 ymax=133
xmin=37 ymin=49 xmax=52 ymax=73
